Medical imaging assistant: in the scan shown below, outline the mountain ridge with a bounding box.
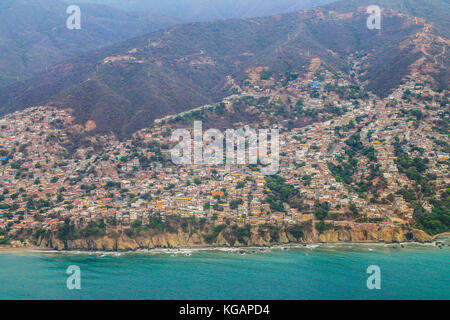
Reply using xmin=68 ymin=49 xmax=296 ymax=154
xmin=0 ymin=0 xmax=169 ymax=87
xmin=1 ymin=0 xmax=336 ymax=88
xmin=0 ymin=0 xmax=447 ymax=138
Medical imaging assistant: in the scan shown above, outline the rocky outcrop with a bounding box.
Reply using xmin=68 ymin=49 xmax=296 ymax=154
xmin=35 ymin=225 xmax=433 ymax=252
xmin=316 ymin=226 xmax=432 ymax=243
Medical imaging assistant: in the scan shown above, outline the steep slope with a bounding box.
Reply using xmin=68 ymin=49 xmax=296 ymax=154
xmin=0 ymin=0 xmax=447 ymax=138
xmin=1 ymin=0 xmax=336 ymax=88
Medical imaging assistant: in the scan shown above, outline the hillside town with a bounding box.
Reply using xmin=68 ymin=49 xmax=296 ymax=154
xmin=0 ymin=63 xmax=448 ymax=247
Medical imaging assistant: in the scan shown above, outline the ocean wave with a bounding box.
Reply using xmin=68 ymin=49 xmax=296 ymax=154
xmin=2 ymin=240 xmax=447 ymax=257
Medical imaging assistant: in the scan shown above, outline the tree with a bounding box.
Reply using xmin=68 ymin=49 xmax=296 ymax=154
xmin=314 ymin=201 xmax=330 ymax=220
xmin=236 ymin=181 xmax=245 ymax=189
xmin=287 ymin=224 xmax=304 ymax=240
xmin=261 ymin=69 xmax=273 ymax=80
xmin=349 ymin=202 xmax=359 ymax=216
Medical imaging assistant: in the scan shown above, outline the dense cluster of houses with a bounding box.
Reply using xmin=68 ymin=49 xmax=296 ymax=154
xmin=0 ymin=64 xmax=447 ymax=240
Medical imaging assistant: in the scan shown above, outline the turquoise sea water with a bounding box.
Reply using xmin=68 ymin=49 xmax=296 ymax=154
xmin=0 ymin=242 xmax=449 ymax=300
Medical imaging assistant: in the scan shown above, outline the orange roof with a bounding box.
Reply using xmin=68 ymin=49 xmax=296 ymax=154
xmin=212 ymin=191 xmax=225 ymax=197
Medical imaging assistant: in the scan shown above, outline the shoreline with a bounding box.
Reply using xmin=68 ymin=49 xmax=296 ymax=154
xmin=1 ymin=237 xmax=447 ymax=255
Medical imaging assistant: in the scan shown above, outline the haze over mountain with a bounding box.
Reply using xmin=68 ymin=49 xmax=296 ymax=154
xmin=0 ymin=0 xmax=333 ymax=87
xmin=0 ymin=0 xmax=448 ymax=138
xmin=327 ymin=0 xmax=450 ymax=34
xmin=70 ymin=0 xmax=335 ymax=22
xmin=0 ymin=0 xmax=165 ymax=87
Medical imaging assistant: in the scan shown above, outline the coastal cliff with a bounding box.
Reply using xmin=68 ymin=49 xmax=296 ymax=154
xmin=33 ymin=225 xmax=432 ymax=251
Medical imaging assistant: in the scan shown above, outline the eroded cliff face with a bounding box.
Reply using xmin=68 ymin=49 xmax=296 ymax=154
xmin=314 ymin=226 xmax=431 ymax=243
xmin=35 ymin=225 xmax=433 ymax=251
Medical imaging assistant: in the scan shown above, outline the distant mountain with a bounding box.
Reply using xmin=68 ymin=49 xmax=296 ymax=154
xmin=0 ymin=0 xmax=447 ymax=138
xmin=0 ymin=0 xmax=166 ymax=87
xmin=70 ymin=0 xmax=336 ymax=21
xmin=0 ymin=0 xmax=335 ymax=88
xmin=327 ymin=0 xmax=450 ymax=34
